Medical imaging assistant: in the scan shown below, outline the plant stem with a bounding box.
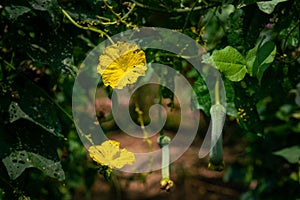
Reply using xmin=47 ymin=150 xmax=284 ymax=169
xmin=121 ymin=3 xmax=136 ymax=21
xmin=0 ymin=56 xmax=15 ymax=70
xmin=183 ymin=1 xmax=198 ymax=31
xmin=61 ymin=8 xmax=114 ymax=44
xmin=102 ymin=0 xmax=137 ymax=28
xmin=111 ymin=173 xmax=121 ymax=200
xmin=283 ymin=20 xmax=300 ymax=51
xmin=134 ymin=96 xmax=153 ymax=169
xmin=135 ymin=101 xmax=153 ymax=151
xmin=158 ymin=85 xmax=164 ymax=136
xmin=132 ymin=0 xmax=220 ymax=13
xmin=214 ymin=78 xmax=220 ymax=105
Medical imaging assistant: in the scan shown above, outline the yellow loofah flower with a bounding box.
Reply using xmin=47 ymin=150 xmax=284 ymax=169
xmin=97 ymin=41 xmax=147 ymax=89
xmin=88 ymin=140 xmax=135 ymax=169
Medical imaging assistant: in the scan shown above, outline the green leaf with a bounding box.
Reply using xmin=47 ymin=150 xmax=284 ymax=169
xmin=273 ymin=145 xmax=300 ymax=164
xmin=208 ymin=46 xmax=247 ymax=82
xmin=4 ymin=5 xmax=31 ymax=21
xmin=257 ymin=0 xmax=288 ymax=14
xmin=8 ymin=101 xmax=63 ymax=138
xmin=9 ymin=76 xmax=64 ymax=138
xmin=192 ymin=75 xmax=211 ymax=116
xmin=252 ymin=41 xmax=276 ymax=83
xmin=2 ymin=150 xmax=65 ymax=181
xmin=245 ymin=44 xmax=259 ymax=77
xmin=28 ymin=0 xmax=61 ymax=25
xmin=26 ymin=31 xmax=73 ymax=71
xmin=224 ymin=80 xmax=238 ymax=117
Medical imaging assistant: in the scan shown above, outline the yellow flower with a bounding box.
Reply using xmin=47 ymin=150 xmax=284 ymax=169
xmin=88 ymin=140 xmax=135 ymax=169
xmin=97 ymin=41 xmax=147 ymax=89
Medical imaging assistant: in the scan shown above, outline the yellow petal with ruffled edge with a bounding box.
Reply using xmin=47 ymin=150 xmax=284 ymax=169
xmin=88 ymin=140 xmax=135 ymax=169
xmin=97 ymin=41 xmax=147 ymax=89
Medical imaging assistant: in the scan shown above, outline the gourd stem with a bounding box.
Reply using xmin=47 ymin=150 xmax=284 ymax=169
xmin=162 ymin=145 xmax=170 ymax=178
xmin=134 ymin=94 xmax=153 ymax=170
xmin=158 ymin=85 xmax=164 ymax=136
xmin=214 ymin=78 xmax=220 ymax=105
xmin=158 ymin=135 xmax=171 ymax=178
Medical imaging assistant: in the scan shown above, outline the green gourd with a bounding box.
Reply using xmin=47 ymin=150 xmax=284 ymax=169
xmin=208 ymin=103 xmax=226 ymax=171
xmin=158 ymin=135 xmax=174 ymax=192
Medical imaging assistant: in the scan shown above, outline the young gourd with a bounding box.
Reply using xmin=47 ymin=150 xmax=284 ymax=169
xmin=208 ymin=103 xmax=226 ymax=171
xmin=158 ymin=135 xmax=174 ymax=192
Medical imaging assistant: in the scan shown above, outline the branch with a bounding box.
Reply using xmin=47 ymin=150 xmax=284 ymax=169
xmin=103 ymin=0 xmax=137 ymax=28
xmin=283 ymin=20 xmax=300 ymax=51
xmin=183 ymin=1 xmax=199 ymax=30
xmin=61 ymin=8 xmax=114 ymax=44
xmin=132 ymin=0 xmax=220 ymax=13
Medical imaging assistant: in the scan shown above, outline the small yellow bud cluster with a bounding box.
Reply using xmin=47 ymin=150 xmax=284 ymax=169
xmin=160 ymin=178 xmax=174 ymax=192
xmin=238 ymin=108 xmax=248 ymax=121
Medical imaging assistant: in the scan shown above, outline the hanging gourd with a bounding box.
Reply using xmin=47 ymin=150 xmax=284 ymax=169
xmin=208 ymin=103 xmax=226 ymax=171
xmin=158 ymin=135 xmax=174 ymax=192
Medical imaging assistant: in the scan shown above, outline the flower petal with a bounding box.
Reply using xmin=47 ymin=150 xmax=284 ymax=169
xmin=110 ymin=148 xmax=135 ymax=168
xmin=97 ymin=42 xmax=147 ymax=89
xmin=88 ymin=140 xmax=135 ymax=169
